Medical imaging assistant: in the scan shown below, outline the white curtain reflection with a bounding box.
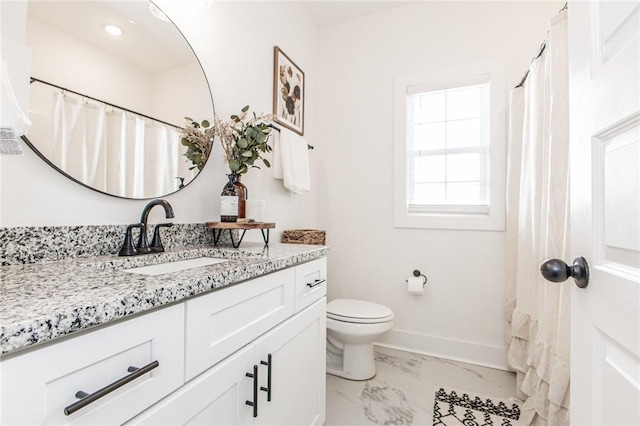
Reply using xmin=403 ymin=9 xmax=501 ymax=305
xmin=45 ymin=92 xmax=192 ymax=198
xmin=51 ymin=93 xmax=106 ymax=189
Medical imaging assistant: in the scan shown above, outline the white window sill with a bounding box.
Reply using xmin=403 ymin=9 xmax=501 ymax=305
xmin=394 ymin=210 xmax=505 ymax=231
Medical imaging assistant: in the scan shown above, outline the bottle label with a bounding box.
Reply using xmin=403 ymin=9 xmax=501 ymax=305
xmin=220 ymin=196 xmax=239 ymax=216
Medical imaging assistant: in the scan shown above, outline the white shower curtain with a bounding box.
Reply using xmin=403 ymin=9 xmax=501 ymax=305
xmin=505 ymin=10 xmax=570 ymax=426
xmin=51 ymin=92 xmax=107 ymax=189
xmin=50 ymin=93 xmax=185 ymax=198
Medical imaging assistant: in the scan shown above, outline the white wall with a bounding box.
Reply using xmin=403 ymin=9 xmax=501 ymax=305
xmin=316 ymin=1 xmax=563 ymax=368
xmin=0 ymin=1 xmax=320 ymax=240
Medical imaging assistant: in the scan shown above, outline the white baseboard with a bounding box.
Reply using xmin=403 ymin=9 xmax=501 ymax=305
xmin=375 ymin=329 xmax=510 ymax=371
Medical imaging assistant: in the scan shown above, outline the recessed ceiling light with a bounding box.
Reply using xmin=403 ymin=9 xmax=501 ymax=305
xmin=149 ymin=3 xmax=170 ymax=22
xmin=104 ymin=25 xmax=123 ymax=36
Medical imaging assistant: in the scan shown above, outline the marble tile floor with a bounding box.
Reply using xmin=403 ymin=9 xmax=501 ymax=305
xmin=325 ymin=346 xmax=518 ymax=425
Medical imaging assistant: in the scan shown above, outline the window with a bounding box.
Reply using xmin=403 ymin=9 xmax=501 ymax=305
xmin=407 ymin=80 xmax=490 ymax=213
xmin=394 ymin=62 xmax=505 ymax=230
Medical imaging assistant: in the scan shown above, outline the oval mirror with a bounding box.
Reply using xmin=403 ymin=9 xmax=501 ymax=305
xmin=22 ymin=0 xmax=214 ymax=199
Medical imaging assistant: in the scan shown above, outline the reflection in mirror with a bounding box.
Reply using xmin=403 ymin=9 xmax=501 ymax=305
xmin=22 ymin=1 xmax=214 ymax=199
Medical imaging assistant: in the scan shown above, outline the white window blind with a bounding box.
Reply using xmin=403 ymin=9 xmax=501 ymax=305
xmin=406 ymin=77 xmax=490 ymax=214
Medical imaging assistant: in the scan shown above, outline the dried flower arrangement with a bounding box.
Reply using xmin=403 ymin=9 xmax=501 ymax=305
xmin=215 ymin=105 xmax=274 ymax=176
xmin=181 ymin=118 xmax=214 ymax=171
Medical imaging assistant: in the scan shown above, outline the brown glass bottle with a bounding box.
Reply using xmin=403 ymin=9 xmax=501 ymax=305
xmin=220 ymin=174 xmax=239 ymax=222
xmin=232 ymin=174 xmax=248 ymax=219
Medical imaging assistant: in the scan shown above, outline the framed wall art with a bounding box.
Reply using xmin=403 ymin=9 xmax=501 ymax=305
xmin=273 ymin=46 xmax=305 ymax=135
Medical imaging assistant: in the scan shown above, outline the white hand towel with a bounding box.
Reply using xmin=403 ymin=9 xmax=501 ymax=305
xmin=272 ymin=130 xmax=284 ymax=180
xmin=279 ymin=128 xmax=310 ymax=194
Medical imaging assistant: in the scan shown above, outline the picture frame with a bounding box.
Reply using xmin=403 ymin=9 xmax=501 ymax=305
xmin=273 ymin=46 xmax=305 ymax=135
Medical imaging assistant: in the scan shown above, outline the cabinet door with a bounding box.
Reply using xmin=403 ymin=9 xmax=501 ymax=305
xmin=126 ymin=345 xmax=255 ymax=426
xmin=0 ymin=304 xmax=184 ymax=426
xmin=185 ymin=268 xmax=295 ymax=381
xmin=253 ymin=298 xmax=326 ymax=426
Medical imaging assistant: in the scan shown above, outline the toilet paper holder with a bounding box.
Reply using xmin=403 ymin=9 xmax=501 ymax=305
xmin=406 ymin=270 xmax=427 ymax=287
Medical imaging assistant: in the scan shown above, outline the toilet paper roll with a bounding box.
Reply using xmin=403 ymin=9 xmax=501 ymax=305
xmin=407 ymin=276 xmax=424 ymax=295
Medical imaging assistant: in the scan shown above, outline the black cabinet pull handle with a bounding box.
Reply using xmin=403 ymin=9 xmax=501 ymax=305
xmin=64 ymin=360 xmax=159 ymax=416
xmin=260 ymin=353 xmax=272 ymax=401
xmin=307 ymin=278 xmax=326 ymax=288
xmin=245 ymin=364 xmax=258 ymax=418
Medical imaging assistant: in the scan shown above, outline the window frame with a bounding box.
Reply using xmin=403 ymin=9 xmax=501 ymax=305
xmin=393 ymin=61 xmax=506 ymax=231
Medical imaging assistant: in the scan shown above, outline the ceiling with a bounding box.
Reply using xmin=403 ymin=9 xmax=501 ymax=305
xmin=26 ymin=1 xmax=415 ymax=74
xmin=27 ymin=1 xmax=196 ymax=75
xmin=301 ymin=1 xmax=416 ymax=27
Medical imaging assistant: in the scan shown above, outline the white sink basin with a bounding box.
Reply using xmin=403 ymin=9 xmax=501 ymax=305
xmin=123 ymin=257 xmax=229 ymax=276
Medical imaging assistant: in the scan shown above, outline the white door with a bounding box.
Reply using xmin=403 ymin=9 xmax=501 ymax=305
xmin=568 ymin=1 xmax=640 ymax=424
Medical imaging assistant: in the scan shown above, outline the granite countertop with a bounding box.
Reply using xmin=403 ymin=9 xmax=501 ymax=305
xmin=0 ymin=243 xmax=329 ymax=356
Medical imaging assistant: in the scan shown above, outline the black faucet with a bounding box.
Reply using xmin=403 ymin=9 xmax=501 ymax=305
xmin=118 ymin=199 xmax=176 ymax=257
xmin=136 ymin=199 xmax=175 ymax=254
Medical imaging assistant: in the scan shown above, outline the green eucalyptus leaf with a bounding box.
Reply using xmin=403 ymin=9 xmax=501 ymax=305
xmin=241 ymin=151 xmax=253 ymax=158
xmin=230 ymin=114 xmax=239 ymax=120
xmin=201 ymin=120 xmax=210 ymax=128
xmin=237 ymin=138 xmax=248 ymax=149
xmin=185 ymin=116 xmax=193 ymax=121
xmin=263 ymin=159 xmax=271 ymax=168
xmin=241 ymin=105 xmax=250 ymax=113
xmin=229 ymin=159 xmax=240 ymax=172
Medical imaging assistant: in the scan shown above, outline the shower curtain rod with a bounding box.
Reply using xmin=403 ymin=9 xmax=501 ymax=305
xmin=29 ymin=77 xmax=183 ymax=130
xmin=514 ymin=2 xmax=567 ymax=89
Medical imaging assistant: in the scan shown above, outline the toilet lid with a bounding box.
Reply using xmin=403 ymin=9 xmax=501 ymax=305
xmin=327 ymin=299 xmax=394 ymax=323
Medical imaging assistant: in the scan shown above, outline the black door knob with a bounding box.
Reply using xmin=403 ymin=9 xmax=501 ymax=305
xmin=540 ymin=256 xmax=589 ymax=288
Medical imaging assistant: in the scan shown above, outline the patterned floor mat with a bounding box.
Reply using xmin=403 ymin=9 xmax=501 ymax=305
xmin=433 ymin=386 xmax=521 ymax=425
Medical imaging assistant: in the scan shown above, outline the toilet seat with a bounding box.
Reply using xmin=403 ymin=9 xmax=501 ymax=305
xmin=327 ymin=299 xmax=394 ymax=324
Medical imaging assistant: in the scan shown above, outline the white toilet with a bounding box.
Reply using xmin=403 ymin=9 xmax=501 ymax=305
xmin=326 ymin=298 xmax=394 ymax=380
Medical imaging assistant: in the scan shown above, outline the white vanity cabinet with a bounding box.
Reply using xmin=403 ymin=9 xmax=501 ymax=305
xmin=129 ymin=257 xmax=327 ymax=426
xmin=0 ymin=257 xmax=327 ymax=426
xmin=0 ymin=304 xmax=185 ymax=426
xmin=128 ymin=299 xmax=326 ymax=426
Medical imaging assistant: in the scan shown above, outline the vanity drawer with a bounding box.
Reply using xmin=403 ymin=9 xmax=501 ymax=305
xmin=294 ymin=258 xmax=327 ymax=313
xmin=184 ymin=267 xmax=295 ymax=381
xmin=0 ymin=304 xmax=185 ymax=426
